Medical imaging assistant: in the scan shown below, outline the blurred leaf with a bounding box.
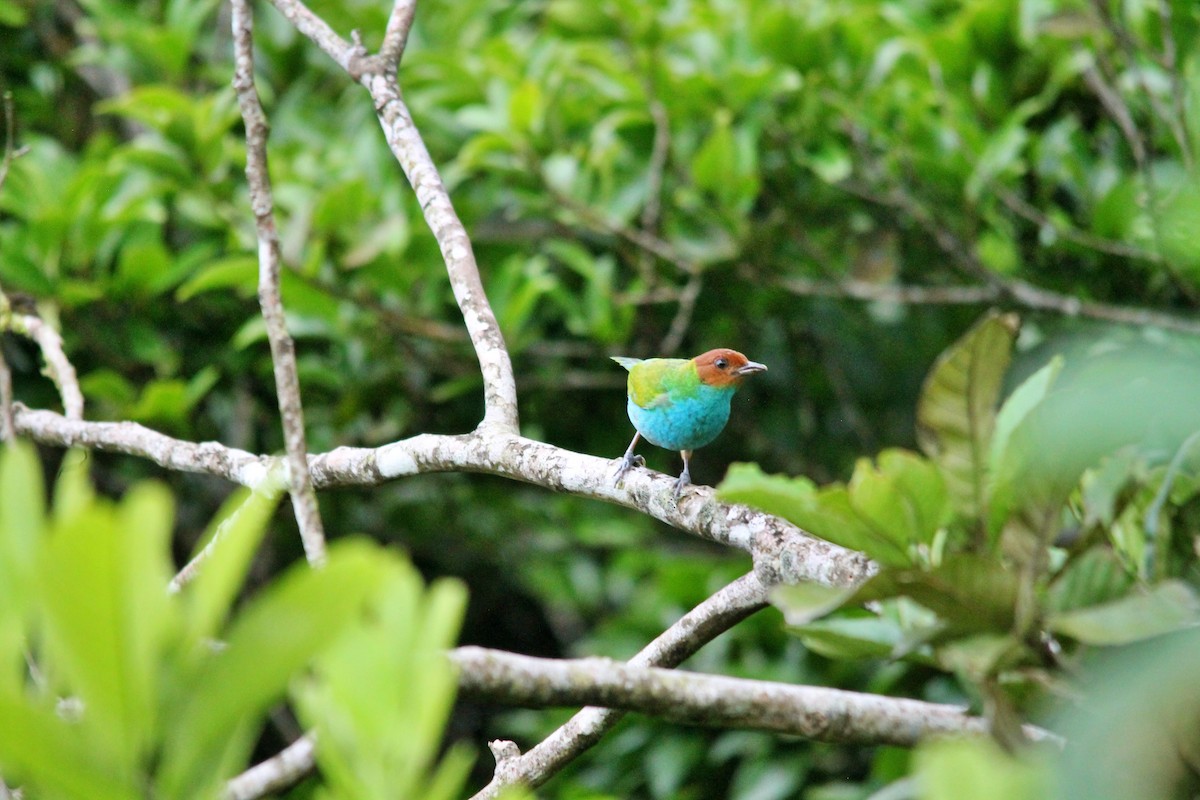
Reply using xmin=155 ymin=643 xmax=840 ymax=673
xmin=915 ymin=736 xmax=1046 ymax=800
xmin=175 ymin=255 xmax=258 ymax=301
xmin=769 ymin=582 xmax=857 ymax=627
xmin=1046 ymin=547 xmax=1134 ymax=614
xmin=917 ymin=311 xmax=1020 ymax=527
xmin=182 ymin=485 xmax=281 ymax=645
xmin=789 ymin=614 xmax=906 ymax=659
xmin=1048 ymin=581 xmax=1200 ymax=645
xmin=160 ymin=539 xmax=390 ymax=795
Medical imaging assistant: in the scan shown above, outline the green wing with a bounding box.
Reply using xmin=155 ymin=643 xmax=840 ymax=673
xmin=613 ymin=357 xmax=692 ymax=409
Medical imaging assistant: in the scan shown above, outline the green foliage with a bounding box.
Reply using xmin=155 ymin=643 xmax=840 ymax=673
xmin=0 ymin=442 xmax=469 ymax=799
xmin=721 ymin=309 xmax=1200 ymax=754
xmin=5 ymin=0 xmax=1200 ymax=795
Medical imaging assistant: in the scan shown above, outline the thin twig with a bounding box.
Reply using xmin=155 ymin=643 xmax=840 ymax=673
xmin=778 ymin=275 xmax=1200 ymax=335
xmin=451 ymin=647 xmax=1062 ymax=746
xmin=472 ymin=572 xmax=769 ymax=798
xmin=1 ymin=312 xmax=85 ymax=421
xmin=231 ymin=0 xmax=327 ymax=567
xmin=263 ymin=0 xmax=520 ymax=433
xmin=1156 ymin=0 xmax=1192 ymax=170
xmin=659 ymin=273 xmax=703 ymax=355
xmin=0 ymin=345 xmax=11 ymax=442
xmin=224 ymin=734 xmax=316 ymax=800
xmin=379 ymin=0 xmax=418 ymax=71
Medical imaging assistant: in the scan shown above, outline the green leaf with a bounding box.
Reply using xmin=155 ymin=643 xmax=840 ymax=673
xmin=174 ymin=255 xmax=258 ymax=301
xmin=916 ymin=311 xmax=1020 ymax=527
xmin=850 ymin=555 xmax=1019 ymax=633
xmin=966 ymin=119 xmax=1030 ymax=201
xmin=293 ymin=562 xmax=470 ymax=800
xmin=769 ymin=582 xmax=858 ymax=626
xmin=1048 ymin=581 xmax=1200 ymax=645
xmin=847 ymin=448 xmax=950 ymax=552
xmin=1046 ymin=547 xmax=1135 ymax=614
xmin=987 ymin=356 xmax=1063 ymax=534
xmin=160 ymin=539 xmax=391 ymax=796
xmin=0 ymin=697 xmax=134 ymax=800
xmin=1155 ymin=179 xmax=1200 ymax=278
xmin=718 ymin=463 xmax=911 ymax=566
xmin=789 ymin=614 xmax=906 ymax=660
xmin=181 ymin=485 xmax=282 ymax=645
xmin=916 ymin=736 xmax=1046 ymax=800
xmin=38 ymin=480 xmax=176 ymax=774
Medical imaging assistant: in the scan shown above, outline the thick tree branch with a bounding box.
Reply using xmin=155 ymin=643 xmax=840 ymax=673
xmin=11 ymin=405 xmax=875 ymax=588
xmin=451 ymin=647 xmax=1060 ymax=746
xmin=472 ymin=572 xmax=770 ymax=798
xmin=232 ymin=0 xmax=327 ymax=566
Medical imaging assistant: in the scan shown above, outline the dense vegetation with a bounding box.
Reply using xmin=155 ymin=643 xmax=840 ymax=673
xmin=2 ymin=0 xmax=1200 ymax=797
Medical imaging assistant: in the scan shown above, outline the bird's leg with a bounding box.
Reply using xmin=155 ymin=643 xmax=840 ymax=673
xmin=613 ymin=431 xmax=645 ymax=484
xmin=673 ymin=450 xmax=693 ymax=498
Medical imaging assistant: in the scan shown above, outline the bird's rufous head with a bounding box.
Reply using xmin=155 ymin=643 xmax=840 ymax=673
xmin=693 ymin=349 xmax=767 ymax=388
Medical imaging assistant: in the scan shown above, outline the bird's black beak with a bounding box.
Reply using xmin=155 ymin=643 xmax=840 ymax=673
xmin=735 ymin=361 xmax=767 ymax=376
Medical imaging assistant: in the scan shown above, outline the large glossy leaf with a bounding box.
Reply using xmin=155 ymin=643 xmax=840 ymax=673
xmin=917 ymin=312 xmax=1019 ymax=529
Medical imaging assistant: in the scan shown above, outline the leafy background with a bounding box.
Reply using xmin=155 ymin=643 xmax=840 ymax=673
xmin=2 ymin=0 xmax=1200 ymax=797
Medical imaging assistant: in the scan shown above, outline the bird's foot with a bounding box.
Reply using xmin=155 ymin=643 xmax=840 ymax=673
xmin=612 ymin=453 xmax=646 ymax=485
xmin=672 ymin=471 xmax=692 ymax=499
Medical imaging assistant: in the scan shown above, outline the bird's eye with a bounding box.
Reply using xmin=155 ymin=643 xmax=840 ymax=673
xmin=715 ymin=358 xmax=728 ymax=369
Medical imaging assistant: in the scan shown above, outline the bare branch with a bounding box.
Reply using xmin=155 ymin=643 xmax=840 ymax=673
xmin=995 ymin=188 xmax=1162 ymax=263
xmin=11 ymin=406 xmax=875 ymax=588
xmin=232 ymin=0 xmax=327 ymax=566
xmin=472 ymin=572 xmax=770 ymax=798
xmin=659 ymin=273 xmax=703 ymax=355
xmin=1 ymin=311 xmax=85 ymax=421
xmin=0 ymin=346 xmax=12 ymax=443
xmin=263 ymin=0 xmax=519 ymax=432
xmin=451 ymin=647 xmax=1061 ymax=747
xmin=224 ymin=734 xmax=316 ymax=800
xmin=778 ymin=275 xmax=1200 ymax=335
xmin=13 ymin=405 xmax=269 ymax=485
xmin=379 ymin=0 xmax=418 ymax=71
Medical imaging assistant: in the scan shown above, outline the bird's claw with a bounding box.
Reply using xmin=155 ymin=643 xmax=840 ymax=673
xmin=672 ymin=472 xmax=691 ymax=499
xmin=612 ymin=453 xmax=645 ymax=485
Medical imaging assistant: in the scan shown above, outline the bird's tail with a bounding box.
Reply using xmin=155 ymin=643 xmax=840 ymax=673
xmin=611 ymin=356 xmax=642 ymax=371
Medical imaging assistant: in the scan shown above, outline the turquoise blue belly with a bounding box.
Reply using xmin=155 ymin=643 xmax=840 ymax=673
xmin=627 ymin=387 xmax=734 ymax=452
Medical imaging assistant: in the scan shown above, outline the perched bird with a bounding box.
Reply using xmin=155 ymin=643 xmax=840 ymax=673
xmin=612 ymin=348 xmax=767 ymax=497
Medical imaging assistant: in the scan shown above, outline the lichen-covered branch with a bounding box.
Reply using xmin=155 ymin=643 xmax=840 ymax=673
xmin=12 ymin=405 xmax=874 ymax=588
xmin=231 ymin=0 xmax=326 ymax=566
xmin=472 ymin=572 xmax=770 ymax=799
xmin=452 ymin=647 xmax=1060 ymax=747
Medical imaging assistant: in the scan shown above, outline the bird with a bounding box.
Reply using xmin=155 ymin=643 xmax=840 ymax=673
xmin=612 ymin=348 xmax=767 ymax=497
